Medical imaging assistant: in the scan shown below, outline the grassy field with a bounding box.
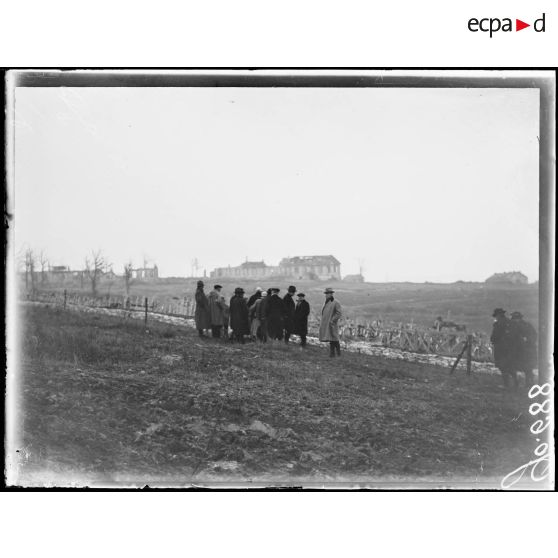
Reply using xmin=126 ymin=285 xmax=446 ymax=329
xmin=12 ymin=304 xmax=539 ymax=487
xmin=38 ymin=278 xmax=539 ymax=335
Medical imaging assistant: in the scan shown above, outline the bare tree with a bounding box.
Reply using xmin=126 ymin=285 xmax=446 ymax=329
xmin=191 ymin=257 xmax=200 ymax=277
xmin=39 ymin=250 xmax=49 ymax=285
xmin=357 ymin=258 xmax=366 ymax=277
xmin=123 ymin=261 xmax=134 ymax=296
xmin=84 ymin=250 xmax=107 ymax=297
xmin=24 ymin=248 xmax=37 ymax=295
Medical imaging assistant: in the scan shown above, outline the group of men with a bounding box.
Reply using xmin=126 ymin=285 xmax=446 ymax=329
xmin=490 ymin=308 xmax=537 ymax=389
xmin=194 ymin=281 xmax=344 ymax=357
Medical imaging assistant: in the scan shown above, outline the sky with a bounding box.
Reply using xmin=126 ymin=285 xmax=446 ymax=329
xmin=13 ymin=86 xmax=539 ymax=282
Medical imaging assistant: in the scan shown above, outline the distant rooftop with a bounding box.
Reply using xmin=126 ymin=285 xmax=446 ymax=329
xmin=240 ymin=261 xmax=268 ymax=268
xmin=280 ymin=255 xmax=340 ymax=266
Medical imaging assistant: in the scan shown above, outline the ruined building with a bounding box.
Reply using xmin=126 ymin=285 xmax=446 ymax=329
xmin=210 ymin=255 xmax=341 ymax=281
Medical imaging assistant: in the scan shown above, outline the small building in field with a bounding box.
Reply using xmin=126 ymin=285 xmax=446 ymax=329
xmin=211 ymin=261 xmax=274 ymax=279
xmin=485 ymin=271 xmax=528 ymax=285
xmin=47 ymin=265 xmax=74 ymax=282
xmin=343 ymin=273 xmax=365 ymax=283
xmin=132 ymin=265 xmax=159 ymax=280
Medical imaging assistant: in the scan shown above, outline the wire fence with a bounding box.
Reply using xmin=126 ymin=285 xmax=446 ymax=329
xmin=26 ymin=289 xmax=494 ymax=362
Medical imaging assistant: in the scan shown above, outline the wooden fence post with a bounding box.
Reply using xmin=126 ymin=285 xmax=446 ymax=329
xmin=63 ymin=289 xmax=67 ymax=310
xmin=466 ymin=334 xmax=473 ymax=375
xmin=144 ymin=297 xmax=148 ymax=327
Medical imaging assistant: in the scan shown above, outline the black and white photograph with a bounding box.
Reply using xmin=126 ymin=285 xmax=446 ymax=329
xmin=4 ymin=70 xmax=555 ymax=489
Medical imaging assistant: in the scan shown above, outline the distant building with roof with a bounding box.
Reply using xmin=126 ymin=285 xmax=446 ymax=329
xmin=210 ymin=256 xmax=341 ymax=280
xmin=485 ymin=271 xmax=528 ymax=285
xmin=211 ymin=261 xmax=275 ymax=279
xmin=132 ymin=265 xmax=159 ymax=280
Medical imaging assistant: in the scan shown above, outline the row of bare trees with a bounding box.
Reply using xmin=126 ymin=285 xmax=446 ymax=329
xmin=19 ymin=248 xmax=136 ymax=297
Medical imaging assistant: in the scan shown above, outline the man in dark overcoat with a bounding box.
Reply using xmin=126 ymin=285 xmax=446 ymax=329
xmin=282 ymin=285 xmax=297 ymax=343
xmin=229 ymin=287 xmax=250 ymax=343
xmin=194 ymin=280 xmax=211 ymax=337
xmin=293 ymin=292 xmax=310 ymax=347
xmin=490 ymin=308 xmax=517 ymax=388
xmin=509 ymin=311 xmax=537 ymax=387
xmin=265 ymin=288 xmax=285 ymax=340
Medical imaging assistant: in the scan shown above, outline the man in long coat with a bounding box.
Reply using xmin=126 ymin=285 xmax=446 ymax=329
xmin=194 ymin=280 xmax=211 ymax=337
xmin=490 ymin=308 xmax=517 ymax=388
xmin=250 ymin=290 xmax=267 ymax=341
xmin=282 ymin=285 xmax=297 ymax=343
xmin=319 ymin=288 xmax=342 ymax=357
xmin=258 ymin=288 xmax=272 ymax=342
xmin=229 ymin=287 xmax=250 ymax=343
xmin=293 ymin=292 xmax=310 ymax=347
xmin=208 ymin=284 xmax=227 ymax=338
xmin=265 ymin=288 xmax=285 ymax=340
xmin=509 ymin=311 xmax=537 ymax=387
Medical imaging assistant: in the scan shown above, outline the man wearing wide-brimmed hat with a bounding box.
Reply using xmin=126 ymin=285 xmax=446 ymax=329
xmin=229 ymin=287 xmax=250 ymax=343
xmin=319 ymin=288 xmax=342 ymax=357
xmin=194 ymin=280 xmax=211 ymax=337
xmin=490 ymin=308 xmax=516 ymax=388
xmin=509 ymin=311 xmax=537 ymax=387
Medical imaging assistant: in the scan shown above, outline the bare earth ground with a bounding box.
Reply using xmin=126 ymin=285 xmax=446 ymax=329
xmin=12 ymin=305 xmax=539 ymax=488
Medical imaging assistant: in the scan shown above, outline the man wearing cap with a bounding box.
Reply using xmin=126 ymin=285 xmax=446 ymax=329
xmin=490 ymin=308 xmax=517 ymax=388
xmin=194 ymin=280 xmax=211 ymax=337
xmin=257 ymin=288 xmax=273 ymax=342
xmin=250 ymin=290 xmax=267 ymax=341
xmin=208 ymin=284 xmax=227 ymax=338
xmin=509 ymin=311 xmax=537 ymax=387
xmin=282 ymin=285 xmax=297 ymax=344
xmin=294 ymin=293 xmax=310 ymax=347
xmin=247 ymin=287 xmax=262 ymax=308
xmin=265 ymin=288 xmax=285 ymax=340
xmin=229 ymin=287 xmax=250 ymax=343
xmin=319 ymin=288 xmax=342 ymax=357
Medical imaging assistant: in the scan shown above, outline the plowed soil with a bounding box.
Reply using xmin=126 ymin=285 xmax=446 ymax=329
xmin=12 ymin=305 xmax=539 ymax=487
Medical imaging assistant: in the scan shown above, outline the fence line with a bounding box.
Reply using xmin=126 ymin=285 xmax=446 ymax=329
xmin=26 ymin=289 xmax=494 ymax=363
xmin=28 ymin=290 xmax=197 ymax=319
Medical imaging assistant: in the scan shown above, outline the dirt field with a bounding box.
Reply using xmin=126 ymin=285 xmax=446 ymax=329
xmin=11 ymin=304 xmax=540 ymax=487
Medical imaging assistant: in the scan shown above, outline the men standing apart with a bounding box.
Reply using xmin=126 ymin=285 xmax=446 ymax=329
xmin=194 ymin=280 xmax=211 ymax=337
xmin=266 ymin=288 xmax=285 ymax=341
xmin=509 ymin=311 xmax=537 ymax=388
xmin=319 ymin=288 xmax=342 ymax=357
xmin=282 ymin=285 xmax=297 ymax=344
xmin=208 ymin=284 xmax=226 ymax=338
xmin=490 ymin=308 xmax=517 ymax=389
xmin=294 ymin=292 xmax=310 ymax=347
xmin=229 ymin=287 xmax=250 ymax=343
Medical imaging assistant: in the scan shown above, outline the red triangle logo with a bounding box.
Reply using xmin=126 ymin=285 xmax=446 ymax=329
xmin=516 ymin=19 xmax=530 ymax=31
